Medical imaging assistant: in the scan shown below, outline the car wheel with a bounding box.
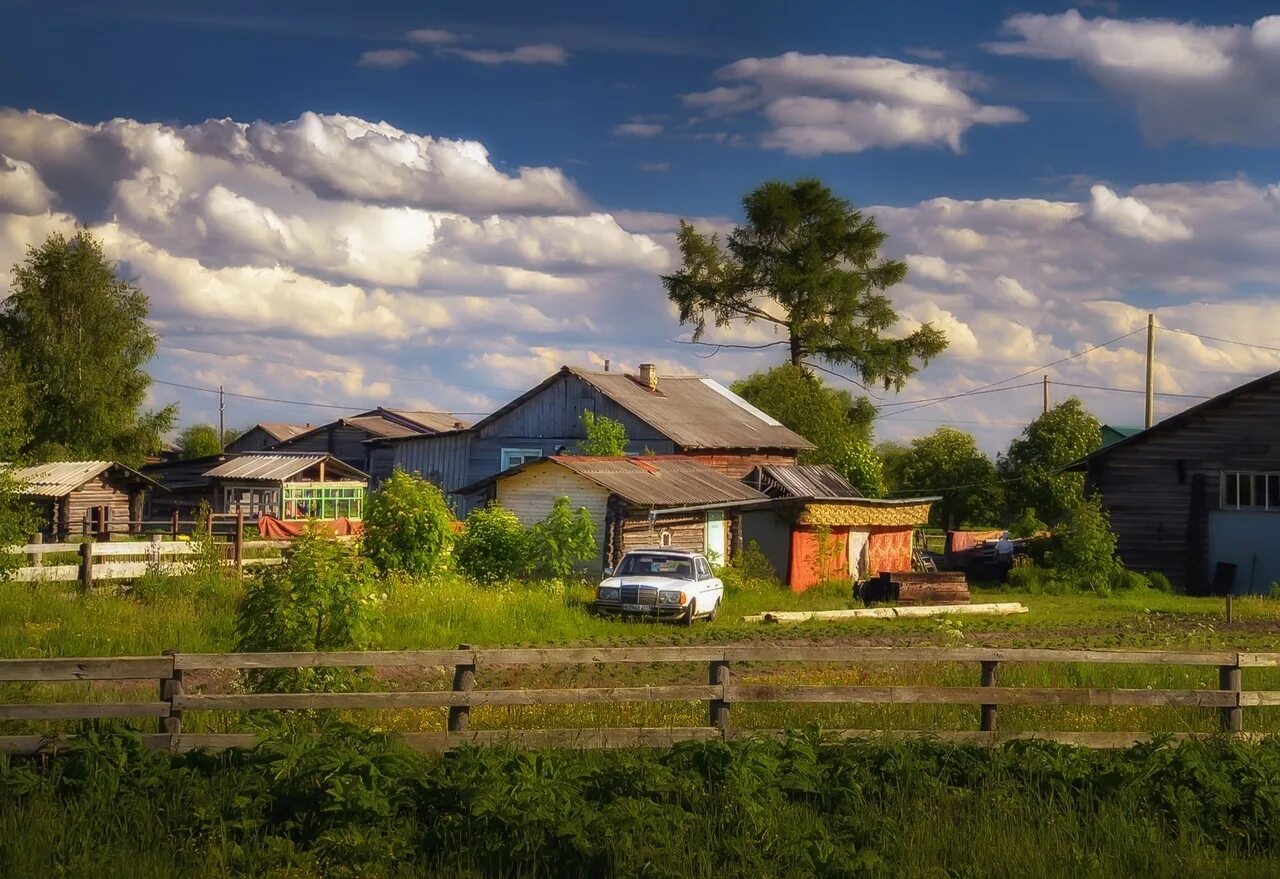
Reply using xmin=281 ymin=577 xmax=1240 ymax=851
xmin=706 ymin=600 xmax=720 ymax=623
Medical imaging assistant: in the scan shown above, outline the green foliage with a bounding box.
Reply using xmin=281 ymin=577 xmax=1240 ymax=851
xmin=1146 ymin=570 xmax=1173 ymax=593
xmin=832 ymin=436 xmax=884 ymax=497
xmin=662 ymin=178 xmax=947 ymax=386
xmin=999 ymin=398 xmax=1102 ymax=524
xmin=876 ymin=439 xmax=910 ymax=492
xmin=4 ymin=731 xmax=1280 ymax=878
xmin=0 ymin=471 xmax=38 ymax=580
xmin=718 ymin=540 xmax=782 ymax=594
xmin=454 ymin=503 xmax=531 ymax=585
xmin=1047 ymin=494 xmax=1123 ymax=592
xmin=529 ymin=496 xmax=597 ymax=582
xmin=174 ymin=423 xmax=225 ymax=459
xmin=362 ymin=470 xmax=454 ymax=577
xmin=235 ymin=529 xmax=380 ymax=691
xmin=891 ymin=427 xmax=1002 ymax=528
xmin=1008 ymin=507 xmax=1048 ymax=538
xmin=0 ymin=229 xmax=176 ymax=466
xmin=577 ymin=410 xmax=627 ymax=456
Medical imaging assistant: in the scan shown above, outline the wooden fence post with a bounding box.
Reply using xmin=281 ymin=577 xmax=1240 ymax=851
xmin=159 ymin=649 xmax=184 ymax=738
xmin=171 ymin=509 xmax=180 ymax=538
xmin=27 ymin=532 xmax=42 ymax=567
xmin=78 ymin=541 xmax=93 ymax=592
xmin=1219 ymin=658 xmax=1243 ymax=733
xmin=980 ymin=660 xmax=999 ymax=732
xmin=98 ymin=505 xmax=110 ymax=542
xmin=447 ymin=644 xmax=476 ymax=733
xmin=234 ymin=508 xmax=245 ymax=570
xmin=709 ymin=657 xmax=731 ymax=738
xmin=149 ymin=533 xmax=162 ymax=568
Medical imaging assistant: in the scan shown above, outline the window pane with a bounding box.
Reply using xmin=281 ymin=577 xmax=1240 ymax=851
xmin=1269 ymin=476 xmax=1280 ymax=510
xmin=1225 ymin=473 xmax=1239 ymax=507
xmin=1255 ymin=475 xmax=1268 ymax=508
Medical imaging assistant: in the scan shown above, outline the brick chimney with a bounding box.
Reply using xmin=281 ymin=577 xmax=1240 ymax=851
xmin=638 ymin=362 xmax=657 ymax=391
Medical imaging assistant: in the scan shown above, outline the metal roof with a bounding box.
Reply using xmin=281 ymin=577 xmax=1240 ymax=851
xmin=257 ymin=422 xmax=311 ymax=442
xmin=11 ymin=461 xmax=159 ymax=497
xmin=468 ymin=366 xmax=814 ymax=452
xmin=382 ymin=408 xmax=469 ymax=433
xmin=745 ymin=464 xmax=864 ymax=500
xmin=203 ymin=453 xmax=368 ymax=482
xmin=457 ymin=455 xmax=768 ymax=507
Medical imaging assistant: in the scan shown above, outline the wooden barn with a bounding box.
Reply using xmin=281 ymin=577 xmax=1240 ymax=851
xmin=226 ymin=422 xmax=311 ymax=454
xmin=455 ymin=455 xmax=768 ymax=574
xmin=269 ymin=408 xmax=465 ymax=484
xmin=11 ymin=461 xmax=160 ymax=538
xmin=1069 ymin=369 xmax=1280 ymax=594
xmin=378 ymin=363 xmax=813 ymax=513
xmin=740 ymin=464 xmax=937 ymax=591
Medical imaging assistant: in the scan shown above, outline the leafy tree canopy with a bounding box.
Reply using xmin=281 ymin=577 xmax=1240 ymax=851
xmin=999 ymin=398 xmax=1101 ymax=524
xmin=893 ymin=427 xmax=1003 ymax=529
xmin=175 ymin=424 xmax=235 ymax=460
xmin=662 ymin=178 xmax=947 ymax=388
xmin=363 ymin=470 xmax=455 ymax=577
xmin=0 ymin=230 xmax=175 ymax=467
xmin=578 ymin=410 xmax=627 ymax=456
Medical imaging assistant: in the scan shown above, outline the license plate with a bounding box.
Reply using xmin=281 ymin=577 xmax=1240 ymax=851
xmin=622 ymin=603 xmax=646 ymax=612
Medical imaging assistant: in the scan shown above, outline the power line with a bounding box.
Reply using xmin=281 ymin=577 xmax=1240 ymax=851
xmin=1049 ymin=380 xmax=1209 ymax=400
xmin=885 ymin=471 xmax=1036 ymax=497
xmin=1159 ymin=326 xmax=1280 ymax=356
xmin=874 ymin=380 xmax=1040 ymax=411
xmin=875 ymin=327 xmax=1146 ymax=420
xmin=150 ymin=378 xmax=489 ymax=416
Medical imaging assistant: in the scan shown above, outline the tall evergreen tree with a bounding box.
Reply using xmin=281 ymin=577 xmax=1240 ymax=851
xmin=663 ymin=179 xmax=947 ymax=388
xmin=1 ymin=230 xmax=175 ymax=466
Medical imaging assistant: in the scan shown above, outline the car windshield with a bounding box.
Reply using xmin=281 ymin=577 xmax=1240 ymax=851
xmin=616 ymin=554 xmax=696 ymax=580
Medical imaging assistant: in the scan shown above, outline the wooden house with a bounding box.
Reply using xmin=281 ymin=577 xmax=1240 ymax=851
xmin=226 ymin=422 xmax=311 ymax=453
xmin=269 ymin=408 xmax=465 ymax=484
xmin=455 ymin=455 xmax=768 ymax=573
xmin=377 ymin=364 xmax=813 ymax=513
xmin=740 ymin=464 xmax=936 ymax=591
xmin=141 ymin=453 xmax=230 ymax=521
xmin=1069 ymin=369 xmax=1280 ymax=594
xmin=203 ymin=453 xmax=369 ymax=519
xmin=11 ymin=461 xmax=160 ymax=538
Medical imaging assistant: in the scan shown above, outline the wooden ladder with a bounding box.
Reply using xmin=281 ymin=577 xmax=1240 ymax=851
xmin=913 ymin=548 xmax=937 ymax=572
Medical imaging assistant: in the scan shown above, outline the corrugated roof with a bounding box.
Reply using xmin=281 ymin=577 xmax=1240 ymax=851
xmin=11 ymin=461 xmax=159 ymax=497
xmin=258 ymin=422 xmax=310 ymax=442
xmin=746 ymin=464 xmax=864 ymax=500
xmin=203 ymin=453 xmax=368 ymax=482
xmin=383 ymin=409 xmax=468 ymax=433
xmin=469 ymin=366 xmax=814 ymax=451
xmin=458 ymin=455 xmax=768 ymax=507
xmin=345 ymin=415 xmax=428 ymax=439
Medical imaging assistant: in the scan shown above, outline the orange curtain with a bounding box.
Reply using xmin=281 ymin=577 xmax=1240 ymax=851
xmin=258 ymin=514 xmax=364 ymax=538
xmin=787 ymin=526 xmax=850 ymax=592
xmin=866 ymin=527 xmax=913 ymax=576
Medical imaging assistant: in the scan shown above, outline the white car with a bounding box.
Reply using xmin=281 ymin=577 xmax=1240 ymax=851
xmin=593 ymin=549 xmax=724 ymax=625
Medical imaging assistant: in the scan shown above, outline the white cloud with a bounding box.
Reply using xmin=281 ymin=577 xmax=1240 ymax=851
xmin=444 ymin=44 xmax=568 ymax=66
xmin=358 ymin=49 xmax=420 ymax=69
xmin=988 ymin=10 xmax=1280 ymax=145
xmin=0 ymin=155 xmax=54 ymax=214
xmin=614 ymin=122 xmax=664 ymax=137
xmin=1087 ymin=184 xmax=1192 ymax=242
xmin=406 ymin=28 xmax=461 ymax=45
xmin=682 ymin=52 xmax=1024 ymax=154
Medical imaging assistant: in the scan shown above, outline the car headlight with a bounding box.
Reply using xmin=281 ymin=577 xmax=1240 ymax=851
xmin=597 ymin=586 xmax=620 ymax=602
xmin=658 ymin=590 xmax=685 ymax=605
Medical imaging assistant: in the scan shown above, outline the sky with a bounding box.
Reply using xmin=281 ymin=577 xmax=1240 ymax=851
xmin=2 ymin=0 xmax=1280 ymax=454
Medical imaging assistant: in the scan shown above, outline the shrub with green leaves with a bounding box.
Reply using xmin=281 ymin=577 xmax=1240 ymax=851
xmin=0 ymin=471 xmax=38 ymax=580
xmin=529 ymin=496 xmax=597 ymax=582
xmin=454 ymin=503 xmax=530 ymax=585
xmin=362 ymin=470 xmax=454 ymax=576
xmin=577 ymin=410 xmax=628 ymax=456
xmin=1047 ymin=494 xmax=1123 ymax=591
xmin=236 ymin=529 xmax=380 ymax=691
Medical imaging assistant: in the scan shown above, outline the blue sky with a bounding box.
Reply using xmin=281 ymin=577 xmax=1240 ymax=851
xmin=2 ymin=1 xmax=1280 ymax=451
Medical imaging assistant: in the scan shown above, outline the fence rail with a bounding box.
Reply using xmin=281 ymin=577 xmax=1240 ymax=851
xmin=1 ymin=646 xmax=1275 ymax=754
xmin=3 ymin=537 xmax=290 ymax=585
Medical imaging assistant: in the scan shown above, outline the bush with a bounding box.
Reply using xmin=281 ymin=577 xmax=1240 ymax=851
xmin=528 ymin=496 xmax=597 ymax=582
xmin=719 ymin=541 xmax=782 ymax=593
xmin=455 ymin=504 xmax=530 ymax=585
xmin=1145 ymin=570 xmax=1173 ymax=593
xmin=235 ymin=528 xmax=380 ymax=692
xmin=1047 ymin=495 xmax=1122 ymax=592
xmin=362 ymin=470 xmax=454 ymax=577
xmin=1109 ymin=568 xmax=1152 ymax=592
xmin=1008 ymin=507 xmax=1047 ymax=539
xmin=577 ymin=410 xmax=627 ymax=456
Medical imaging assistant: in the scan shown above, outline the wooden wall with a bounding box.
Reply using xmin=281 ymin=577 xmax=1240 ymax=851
xmin=479 ymin=373 xmax=671 ymax=444
xmin=495 ymin=463 xmax=611 ymax=570
xmin=50 ymin=476 xmax=134 ymax=537
xmin=681 ymin=452 xmax=798 ymax=478
xmin=1086 ymin=377 xmax=1280 ymax=591
xmin=619 ymin=513 xmax=706 ymax=561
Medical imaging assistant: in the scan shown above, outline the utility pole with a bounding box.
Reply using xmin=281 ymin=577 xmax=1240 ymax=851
xmin=1042 ymin=375 xmax=1050 ymax=414
xmin=218 ymin=385 xmax=225 ymax=450
xmin=1144 ymin=314 xmax=1156 ymax=429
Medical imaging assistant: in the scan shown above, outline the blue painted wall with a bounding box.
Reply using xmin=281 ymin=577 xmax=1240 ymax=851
xmin=1207 ymin=510 xmax=1280 ymax=595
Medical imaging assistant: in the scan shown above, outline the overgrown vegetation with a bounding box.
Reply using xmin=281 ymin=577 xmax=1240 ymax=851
xmin=455 ymin=504 xmax=531 ymax=585
xmin=527 ymin=496 xmax=597 ymax=583
xmin=363 ymin=470 xmax=455 ymax=577
xmin=2 ymin=729 xmax=1278 ymax=878
xmin=577 ymin=410 xmax=627 ymax=456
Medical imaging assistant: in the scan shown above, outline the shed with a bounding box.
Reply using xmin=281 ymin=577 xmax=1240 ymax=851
xmin=227 ymin=422 xmax=311 ymax=453
xmin=204 ymin=453 xmax=369 ymax=520
xmin=1068 ymin=368 xmax=1280 ymax=593
xmin=741 ymin=464 xmax=937 ymax=591
xmin=10 ymin=461 xmax=160 ymax=538
xmin=455 ymin=455 xmax=768 ymax=573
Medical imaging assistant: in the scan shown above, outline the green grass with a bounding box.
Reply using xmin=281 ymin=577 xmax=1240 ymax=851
xmin=2 ymin=730 xmax=1279 ymax=878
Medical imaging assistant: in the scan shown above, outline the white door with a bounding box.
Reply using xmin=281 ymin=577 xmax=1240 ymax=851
xmin=705 ymin=510 xmax=726 ymax=565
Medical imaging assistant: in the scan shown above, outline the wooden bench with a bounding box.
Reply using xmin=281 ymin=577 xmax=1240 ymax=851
xmin=858 ymin=571 xmax=971 ymax=606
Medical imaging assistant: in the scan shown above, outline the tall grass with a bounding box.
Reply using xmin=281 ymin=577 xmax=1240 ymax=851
xmin=1 ymin=729 xmax=1277 ymax=878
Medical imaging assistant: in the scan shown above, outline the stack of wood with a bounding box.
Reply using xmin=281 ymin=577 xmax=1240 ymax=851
xmin=858 ymin=571 xmax=971 ymax=606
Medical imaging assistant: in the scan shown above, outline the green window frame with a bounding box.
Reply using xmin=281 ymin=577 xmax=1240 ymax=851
xmin=281 ymin=484 xmax=365 ymax=520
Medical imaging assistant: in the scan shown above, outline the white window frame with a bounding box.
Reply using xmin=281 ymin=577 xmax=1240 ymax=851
xmin=501 ymin=448 xmax=543 ymax=470
xmin=1220 ymin=471 xmax=1280 ymax=511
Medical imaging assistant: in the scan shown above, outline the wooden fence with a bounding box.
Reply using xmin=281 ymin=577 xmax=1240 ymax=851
xmin=4 ymin=536 xmax=288 ymax=586
xmin=1 ymin=646 xmax=1277 ymax=754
